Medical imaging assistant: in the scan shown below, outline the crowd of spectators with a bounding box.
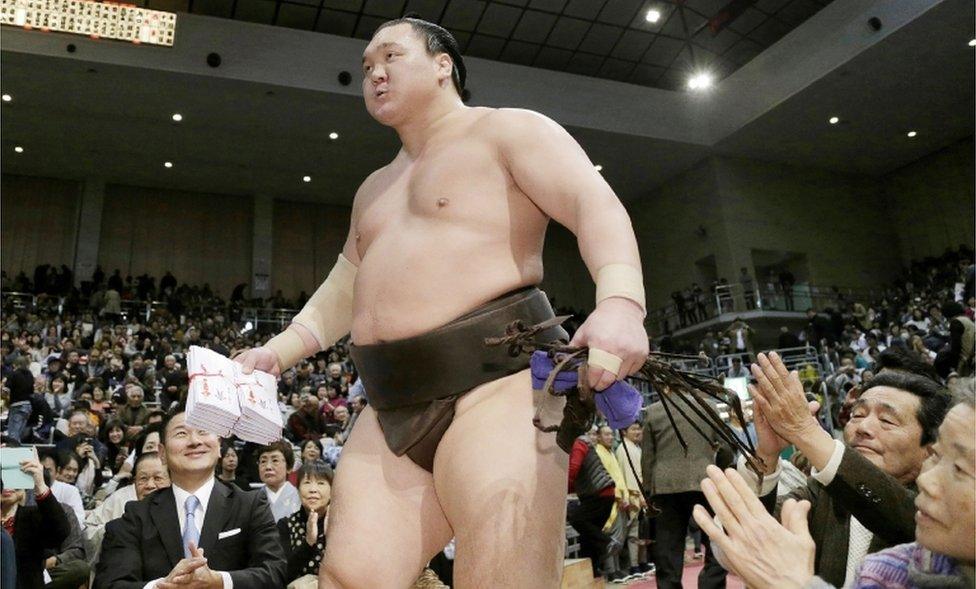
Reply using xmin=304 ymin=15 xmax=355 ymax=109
xmin=1 ymin=248 xmax=973 ymax=588
xmin=0 ymin=266 xmax=384 ymax=589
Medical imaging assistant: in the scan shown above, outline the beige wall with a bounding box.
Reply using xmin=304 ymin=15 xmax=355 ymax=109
xmin=713 ymin=156 xmax=903 ymax=290
xmin=1 ymin=175 xmax=81 ymax=278
xmin=98 ymin=184 xmax=253 ymax=297
xmin=271 ymin=201 xmax=350 ymax=299
xmin=884 ymin=138 xmax=975 ymax=264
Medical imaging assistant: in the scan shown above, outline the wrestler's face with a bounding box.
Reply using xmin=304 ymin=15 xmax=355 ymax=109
xmin=362 ymin=23 xmax=453 ymax=126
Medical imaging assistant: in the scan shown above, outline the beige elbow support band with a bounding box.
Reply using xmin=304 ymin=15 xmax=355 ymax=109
xmin=266 ymin=253 xmax=357 ymax=371
xmin=595 ymin=264 xmax=646 ymax=317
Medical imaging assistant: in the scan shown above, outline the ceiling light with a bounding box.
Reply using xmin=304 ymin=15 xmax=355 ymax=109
xmin=906 ymin=131 xmax=917 ymax=138
xmin=969 ymin=39 xmax=976 ymax=47
xmin=828 ymin=116 xmax=839 ymax=124
xmin=687 ymin=72 xmax=713 ymax=90
xmin=171 ymin=113 xmax=183 ymax=122
xmin=328 ymin=132 xmax=339 ymax=140
xmin=594 ymin=165 xmax=603 ymax=172
xmin=14 ymin=146 xmax=23 ymax=153
xmin=1 ymin=94 xmax=11 ymax=102
xmin=645 ymin=9 xmax=661 ymax=23
xmin=303 ymin=175 xmax=311 ymax=182
xmin=164 ymin=161 xmax=173 ymax=168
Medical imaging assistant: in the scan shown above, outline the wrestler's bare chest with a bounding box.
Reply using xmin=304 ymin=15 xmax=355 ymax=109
xmin=350 ymin=115 xmax=549 ymax=344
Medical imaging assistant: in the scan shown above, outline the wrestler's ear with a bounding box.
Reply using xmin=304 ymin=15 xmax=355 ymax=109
xmin=434 ymin=53 xmax=454 ymax=84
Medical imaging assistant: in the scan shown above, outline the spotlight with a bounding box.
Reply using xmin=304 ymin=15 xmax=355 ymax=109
xmin=172 ymin=113 xmax=183 ymax=122
xmin=337 ymin=71 xmax=352 ymax=86
xmin=828 ymin=116 xmax=839 ymax=124
xmin=906 ymin=131 xmax=917 ymax=138
xmin=969 ymin=39 xmax=976 ymax=47
xmin=687 ymin=72 xmax=713 ymax=90
xmin=303 ymin=175 xmax=311 ymax=182
xmin=645 ymin=9 xmax=661 ymax=23
xmin=328 ymin=132 xmax=339 ymax=140
xmin=206 ymin=52 xmax=221 ymax=68
xmin=164 ymin=161 xmax=173 ymax=168
xmin=594 ymin=165 xmax=603 ymax=172
xmin=1 ymin=94 xmax=11 ymax=102
xmin=241 ymin=321 xmax=254 ymax=335
xmin=867 ymin=16 xmax=882 ymax=31
xmin=14 ymin=146 xmax=24 ymax=153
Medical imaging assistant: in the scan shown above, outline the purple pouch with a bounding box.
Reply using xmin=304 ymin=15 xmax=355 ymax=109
xmin=530 ymin=351 xmax=643 ymax=429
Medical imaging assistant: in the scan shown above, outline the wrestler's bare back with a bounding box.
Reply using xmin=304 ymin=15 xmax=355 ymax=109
xmin=348 ymin=106 xmax=549 ymax=346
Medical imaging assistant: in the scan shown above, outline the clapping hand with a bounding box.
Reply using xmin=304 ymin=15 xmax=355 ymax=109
xmin=749 ymin=352 xmax=820 ymax=446
xmin=692 ymin=466 xmax=815 ymax=589
xmin=157 ymin=542 xmax=221 ymax=589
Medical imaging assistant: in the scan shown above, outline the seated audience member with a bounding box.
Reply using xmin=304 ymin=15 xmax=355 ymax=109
xmin=286 ymin=393 xmax=325 ymax=444
xmin=331 ymin=405 xmax=354 ymax=446
xmin=277 ymin=461 xmax=333 ymax=585
xmin=691 ymin=388 xmax=975 ymax=589
xmin=42 ymin=498 xmax=90 ymax=589
xmin=85 ymin=452 xmax=170 ymax=567
xmin=216 ymin=443 xmax=249 ymax=491
xmin=741 ymin=352 xmax=952 ymax=587
xmin=257 ymin=441 xmax=301 ymax=522
xmin=289 ymin=440 xmax=322 ymax=486
xmin=118 ymin=383 xmax=149 ymax=440
xmin=1 ymin=448 xmax=71 ymax=589
xmin=94 ymin=405 xmax=287 ymax=589
xmin=38 ymin=450 xmax=86 ymax=530
xmin=100 ymin=418 xmax=131 ymax=477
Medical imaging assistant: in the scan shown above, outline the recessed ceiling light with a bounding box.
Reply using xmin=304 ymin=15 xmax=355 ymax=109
xmin=688 ymin=72 xmax=713 ymax=90
xmin=328 ymin=132 xmax=339 ymax=140
xmin=1 ymin=94 xmax=11 ymax=102
xmin=164 ymin=161 xmax=173 ymax=168
xmin=303 ymin=175 xmax=312 ymax=183
xmin=645 ymin=9 xmax=661 ymax=23
xmin=907 ymin=131 xmax=917 ymax=138
xmin=14 ymin=146 xmax=24 ymax=153
xmin=594 ymin=165 xmax=603 ymax=172
xmin=172 ymin=113 xmax=183 ymax=122
xmin=969 ymin=39 xmax=976 ymax=47
xmin=828 ymin=116 xmax=840 ymax=124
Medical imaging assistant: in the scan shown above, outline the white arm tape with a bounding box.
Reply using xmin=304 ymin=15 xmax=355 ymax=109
xmin=266 ymin=254 xmax=356 ymax=370
xmin=595 ymin=264 xmax=646 ymax=317
xmin=588 ymin=347 xmax=623 ymax=378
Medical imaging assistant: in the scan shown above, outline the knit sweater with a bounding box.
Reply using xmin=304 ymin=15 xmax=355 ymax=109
xmin=804 ymin=542 xmax=973 ymax=589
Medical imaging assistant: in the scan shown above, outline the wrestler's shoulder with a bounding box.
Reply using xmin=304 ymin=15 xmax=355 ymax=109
xmin=476 ymin=107 xmax=563 ymax=133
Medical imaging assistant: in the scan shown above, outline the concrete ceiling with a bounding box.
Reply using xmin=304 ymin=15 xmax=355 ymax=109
xmin=715 ymin=0 xmax=975 ymax=176
xmin=0 ymin=0 xmax=972 ymax=206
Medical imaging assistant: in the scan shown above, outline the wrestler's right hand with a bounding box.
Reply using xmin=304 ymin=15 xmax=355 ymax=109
xmin=233 ymin=347 xmax=281 ymax=377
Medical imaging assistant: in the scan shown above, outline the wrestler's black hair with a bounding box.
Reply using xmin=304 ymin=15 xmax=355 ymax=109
xmin=374 ymin=14 xmax=466 ymax=94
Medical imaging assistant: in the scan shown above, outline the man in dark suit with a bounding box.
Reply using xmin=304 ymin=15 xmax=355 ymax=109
xmin=94 ymin=406 xmax=287 ymax=589
xmin=743 ymin=352 xmax=952 ymax=587
xmin=643 ymin=394 xmax=731 ymax=589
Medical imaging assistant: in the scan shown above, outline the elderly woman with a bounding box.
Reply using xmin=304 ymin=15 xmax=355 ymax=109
xmin=691 ymin=389 xmax=975 ymax=589
xmin=277 ymin=461 xmax=333 ymax=586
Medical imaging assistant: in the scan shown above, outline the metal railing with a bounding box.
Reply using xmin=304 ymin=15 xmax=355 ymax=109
xmin=647 ymin=282 xmax=886 ymax=333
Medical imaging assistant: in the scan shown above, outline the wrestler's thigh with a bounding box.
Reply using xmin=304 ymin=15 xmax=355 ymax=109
xmin=320 ymin=406 xmax=453 ymax=589
xmin=432 ymin=369 xmax=570 ymax=589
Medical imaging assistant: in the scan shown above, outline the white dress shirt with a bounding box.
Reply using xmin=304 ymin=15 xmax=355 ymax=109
xmin=145 ymin=477 xmax=233 ymax=589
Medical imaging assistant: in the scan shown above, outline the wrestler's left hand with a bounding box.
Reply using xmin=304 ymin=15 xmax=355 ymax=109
xmin=569 ymin=297 xmax=648 ymax=391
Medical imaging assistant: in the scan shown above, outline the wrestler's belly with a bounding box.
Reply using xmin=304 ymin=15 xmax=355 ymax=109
xmin=351 ymin=226 xmax=544 ymax=345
